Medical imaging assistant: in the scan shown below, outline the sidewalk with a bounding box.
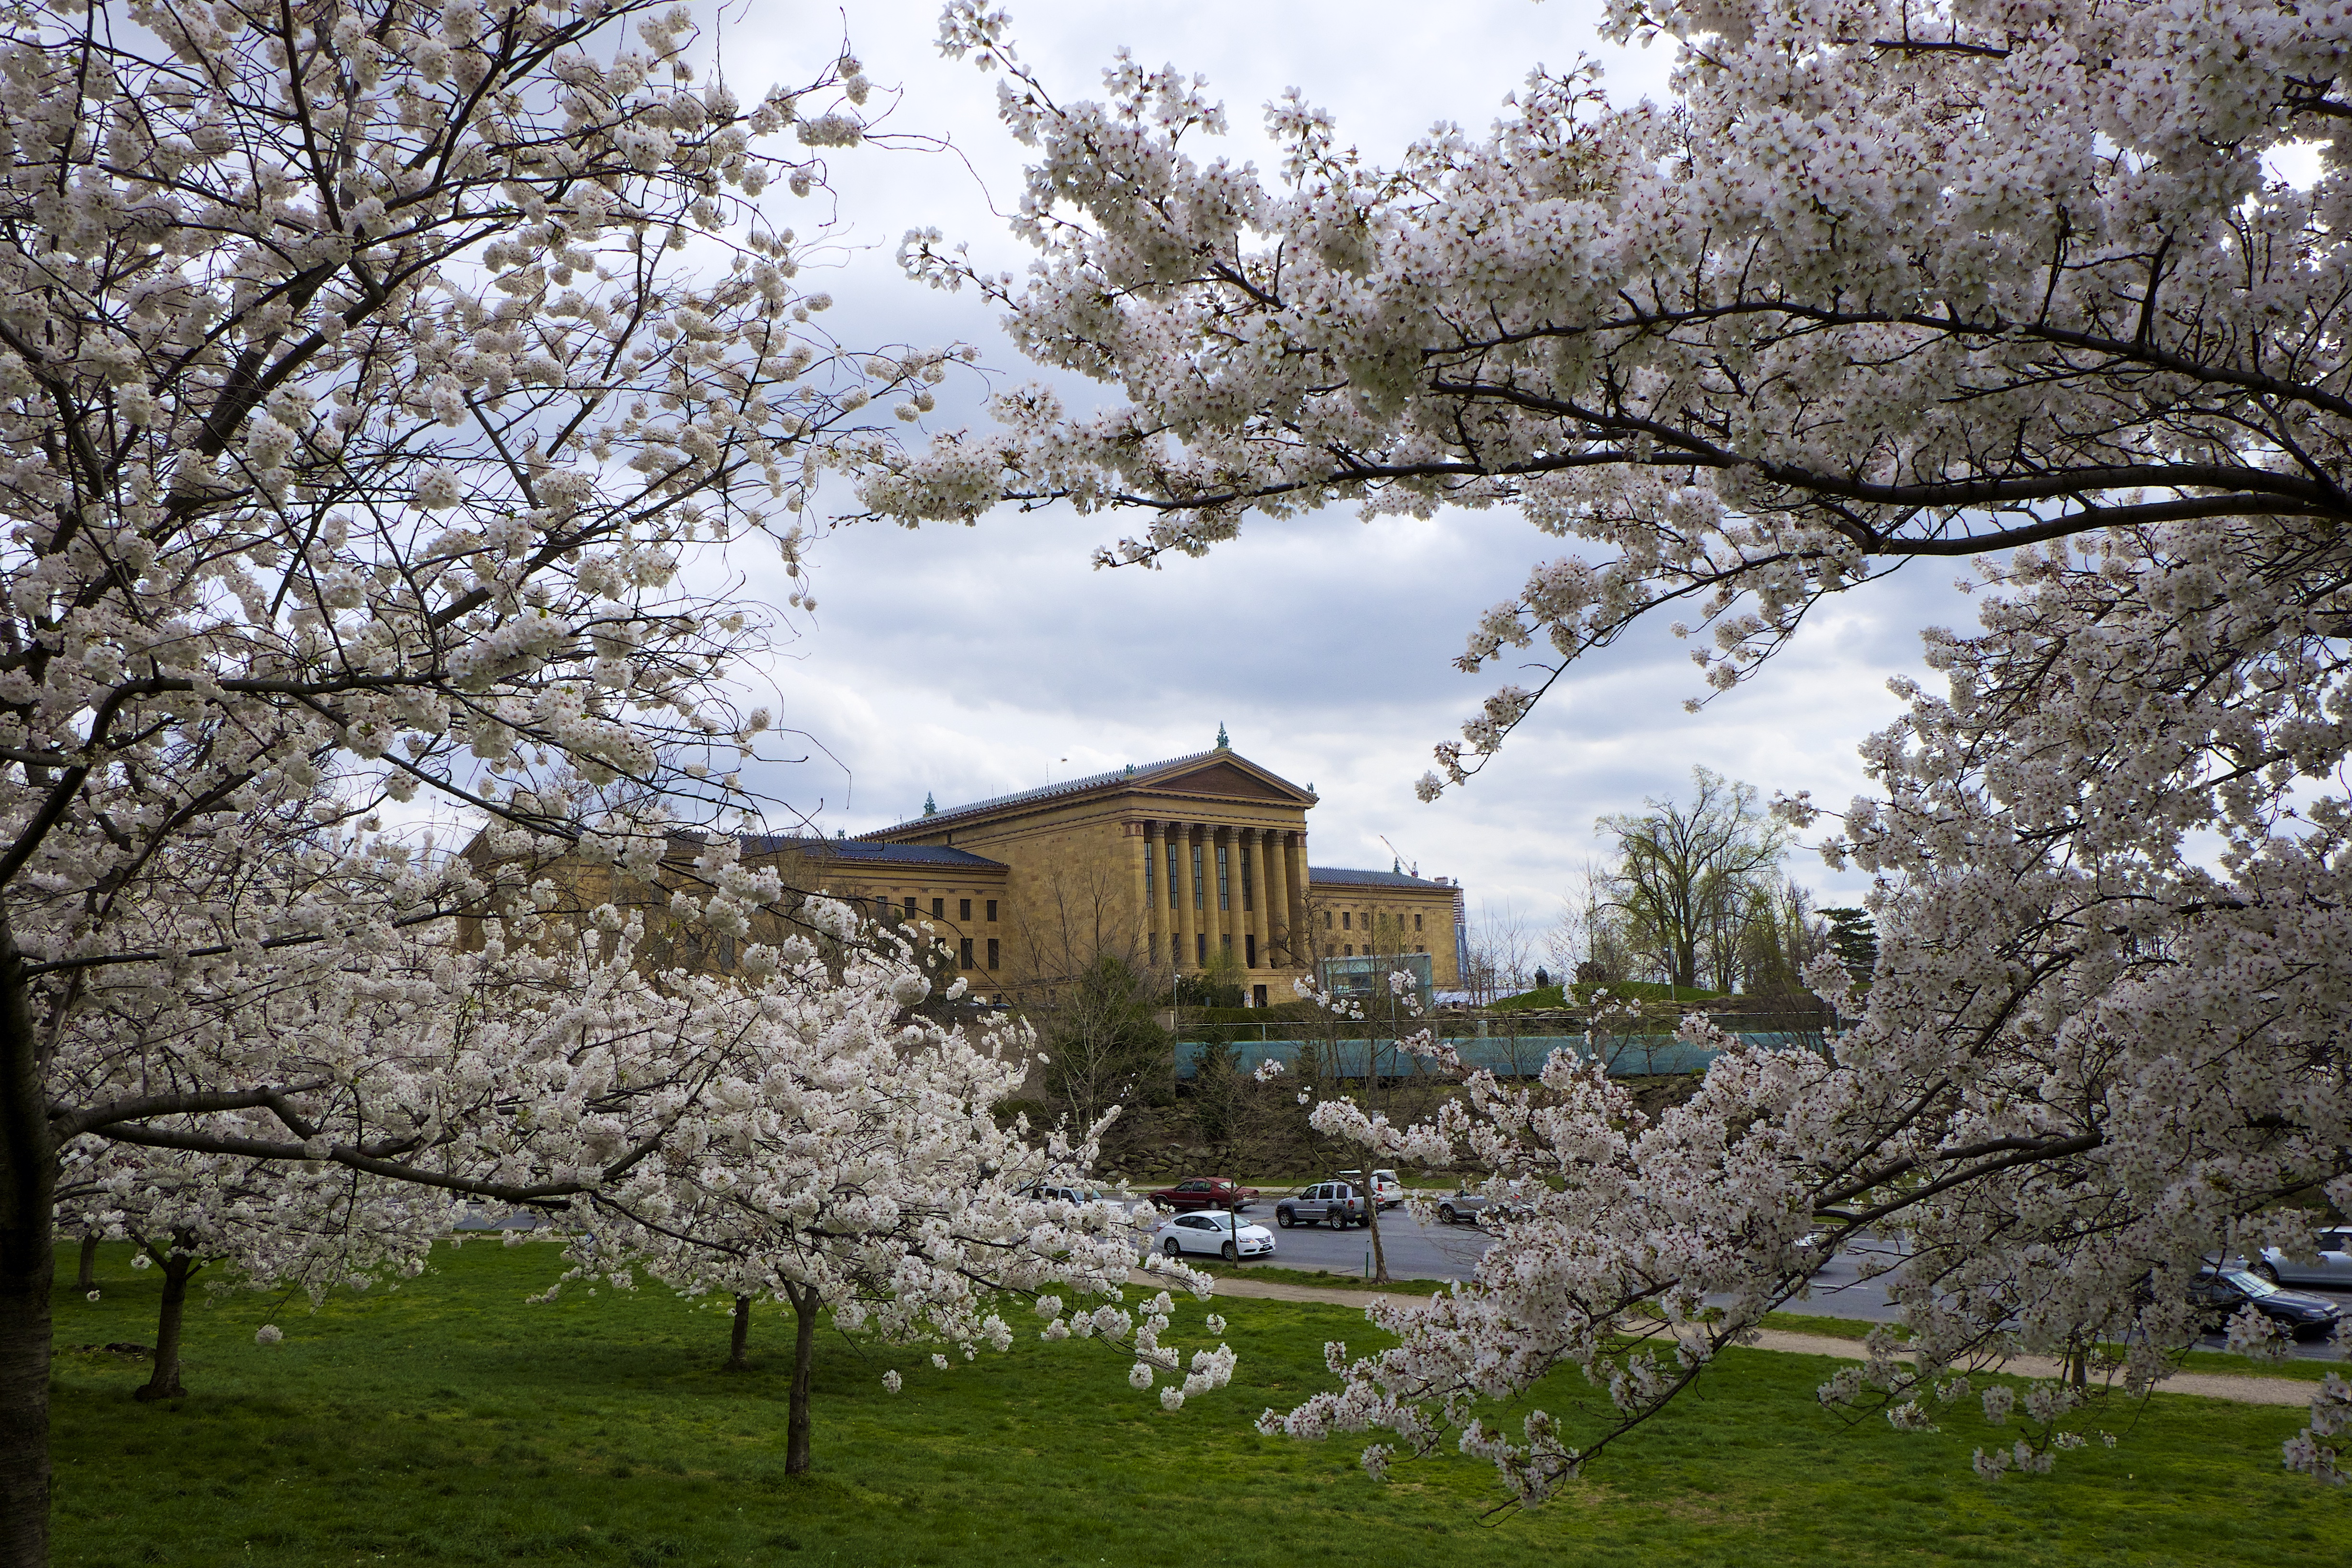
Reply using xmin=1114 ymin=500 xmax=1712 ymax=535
xmin=1168 ymin=1270 xmax=2323 ymax=1408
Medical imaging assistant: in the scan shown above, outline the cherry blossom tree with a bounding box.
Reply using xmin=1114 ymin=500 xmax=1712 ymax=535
xmin=880 ymin=0 xmax=2352 ymax=1494
xmin=886 ymin=0 xmax=2345 ymax=786
xmin=0 ymin=1 xmax=963 ymax=1559
xmin=565 ymin=920 xmax=1227 ymax=1474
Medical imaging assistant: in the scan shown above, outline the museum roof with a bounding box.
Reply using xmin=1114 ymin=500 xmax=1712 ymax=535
xmin=1309 ymin=866 xmax=1457 ymax=891
xmin=867 ymin=748 xmax=1315 ymax=835
xmin=737 ymin=835 xmax=1008 ymax=871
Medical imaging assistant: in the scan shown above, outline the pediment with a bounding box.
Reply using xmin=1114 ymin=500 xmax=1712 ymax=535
xmin=1153 ymin=759 xmax=1309 ymax=805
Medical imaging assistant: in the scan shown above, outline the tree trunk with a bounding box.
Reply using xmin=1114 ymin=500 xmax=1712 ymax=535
xmin=723 ymin=1293 xmax=751 ymax=1372
xmin=1365 ymin=1192 xmax=1391 ymax=1284
xmin=784 ymin=1283 xmax=819 ymax=1475
xmin=133 ymin=1243 xmax=198 ymax=1403
xmin=0 ymin=931 xmax=57 ymax=1568
xmin=74 ymin=1234 xmax=96 ymax=1294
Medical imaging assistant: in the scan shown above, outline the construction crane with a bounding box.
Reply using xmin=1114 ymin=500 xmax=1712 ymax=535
xmin=1378 ymin=835 xmax=1419 ymax=879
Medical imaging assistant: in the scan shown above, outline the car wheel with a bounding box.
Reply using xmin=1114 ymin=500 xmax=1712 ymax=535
xmin=1163 ymin=1238 xmax=1183 ymax=1258
xmin=1276 ymin=1209 xmax=1294 ymax=1229
xmin=1439 ymin=1205 xmax=1457 ymax=1225
xmin=1221 ymin=1242 xmax=1238 ymax=1262
xmin=1327 ymin=1208 xmax=1344 ymax=1228
xmin=2253 ymin=1261 xmax=2280 ymax=1285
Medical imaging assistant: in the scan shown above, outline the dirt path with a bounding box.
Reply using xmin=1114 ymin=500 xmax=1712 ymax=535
xmin=1163 ymin=1270 xmax=2325 ymax=1408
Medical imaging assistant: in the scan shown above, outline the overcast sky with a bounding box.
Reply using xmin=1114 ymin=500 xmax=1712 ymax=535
xmin=693 ymin=0 xmax=1973 ymax=929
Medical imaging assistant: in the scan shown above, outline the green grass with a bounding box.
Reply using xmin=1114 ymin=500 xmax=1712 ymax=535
xmin=48 ymin=1240 xmax=2348 ymax=1567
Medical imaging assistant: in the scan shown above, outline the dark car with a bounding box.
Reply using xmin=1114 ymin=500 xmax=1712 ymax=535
xmin=1146 ymin=1176 xmax=1261 ymax=1213
xmin=2190 ymin=1266 xmax=2345 ymax=1341
xmin=1275 ymin=1181 xmax=1369 ymax=1229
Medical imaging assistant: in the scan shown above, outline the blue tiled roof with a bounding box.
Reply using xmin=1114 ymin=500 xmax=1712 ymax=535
xmin=742 ymin=836 xmax=1007 ymax=870
xmin=866 ymin=749 xmax=1312 ymax=835
xmin=1309 ymin=866 xmax=1455 ymax=891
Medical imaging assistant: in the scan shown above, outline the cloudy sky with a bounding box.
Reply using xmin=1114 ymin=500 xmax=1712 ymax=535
xmin=696 ymin=0 xmax=1973 ymax=930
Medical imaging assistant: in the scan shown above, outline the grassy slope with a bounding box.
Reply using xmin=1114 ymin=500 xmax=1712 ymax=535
xmin=48 ymin=1242 xmax=2345 ymax=1568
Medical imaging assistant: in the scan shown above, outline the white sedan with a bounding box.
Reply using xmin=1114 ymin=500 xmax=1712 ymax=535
xmin=1152 ymin=1212 xmax=1276 ymax=1262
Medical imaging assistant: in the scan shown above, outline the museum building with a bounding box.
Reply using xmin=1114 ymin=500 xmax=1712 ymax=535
xmin=770 ymin=739 xmax=1469 ymax=1005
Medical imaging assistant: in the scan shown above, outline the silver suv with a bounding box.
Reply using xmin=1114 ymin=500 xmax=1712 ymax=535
xmin=1276 ymin=1181 xmax=1370 ymax=1229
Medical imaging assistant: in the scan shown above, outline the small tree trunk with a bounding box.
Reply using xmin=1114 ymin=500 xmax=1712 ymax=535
xmin=1365 ymin=1193 xmax=1391 ymax=1284
xmin=75 ymin=1233 xmax=97 ymax=1293
xmin=722 ymin=1293 xmax=751 ymax=1372
xmin=134 ymin=1243 xmax=199 ymax=1403
xmin=784 ymin=1284 xmax=820 ymax=1475
xmin=1 ymin=933 xmax=58 ymax=1568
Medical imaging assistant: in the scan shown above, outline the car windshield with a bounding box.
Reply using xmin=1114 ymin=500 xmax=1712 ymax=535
xmin=2219 ymin=1268 xmax=2278 ymax=1297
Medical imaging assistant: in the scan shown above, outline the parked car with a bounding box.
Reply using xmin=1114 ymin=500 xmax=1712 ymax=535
xmin=1152 ymin=1212 xmax=1276 ymax=1261
xmin=1024 ymin=1182 xmax=1113 ymax=1207
xmin=1338 ymin=1168 xmax=1405 ymax=1209
xmin=1146 ymin=1176 xmax=1261 ymax=1213
xmin=2189 ymin=1266 xmax=2345 ymax=1340
xmin=2254 ymin=1228 xmax=2352 ymax=1288
xmin=1275 ymin=1181 xmax=1370 ymax=1229
xmin=1436 ymin=1185 xmax=1527 ymax=1225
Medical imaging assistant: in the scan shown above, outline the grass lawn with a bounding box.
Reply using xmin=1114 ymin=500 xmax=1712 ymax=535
xmin=47 ymin=1240 xmax=2346 ymax=1568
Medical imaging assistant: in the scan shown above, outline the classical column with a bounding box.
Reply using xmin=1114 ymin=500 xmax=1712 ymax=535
xmin=1221 ymin=826 xmax=1246 ymax=968
xmin=1256 ymin=828 xmax=1282 ymax=967
xmin=1142 ymin=820 xmax=1165 ymax=970
xmin=1173 ymin=822 xmax=1197 ymax=972
xmin=1126 ymin=820 xmax=1149 ymax=961
xmin=1239 ymin=827 xmax=1262 ymax=972
xmin=1284 ymin=832 xmax=1311 ymax=973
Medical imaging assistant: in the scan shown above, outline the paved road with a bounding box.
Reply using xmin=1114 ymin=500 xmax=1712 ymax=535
xmin=1224 ymin=1218 xmax=2352 ymax=1365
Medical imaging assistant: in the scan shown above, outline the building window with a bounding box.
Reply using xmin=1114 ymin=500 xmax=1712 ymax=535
xmin=986 ymin=900 xmax=997 ymax=922
xmin=932 ymin=897 xmax=945 ymax=919
xmin=1245 ymin=934 xmax=1256 ymax=968
xmin=1323 ymin=911 xmax=1333 ymax=929
xmin=1192 ymin=845 xmax=1204 ymax=910
xmin=959 ymin=897 xmax=972 ymax=921
xmin=1240 ymin=851 xmax=1252 ymax=911
xmin=987 ymin=938 xmax=999 ymax=970
xmin=904 ymin=896 xmax=917 ymax=916
xmin=1216 ymin=844 xmax=1230 ymax=911
xmin=1167 ymin=842 xmax=1180 ymax=908
xmin=1149 ymin=932 xmax=1158 ymax=963
xmin=1343 ymin=943 xmax=1353 ymax=956
xmin=1196 ymin=932 xmax=1206 ymax=965
xmin=1415 ymin=944 xmax=1425 ymax=954
xmin=1251 ymin=984 xmax=1268 ymax=1007
xmin=1342 ymin=911 xmax=1351 ymax=931
xmin=959 ymin=937 xmax=974 ymax=970
xmin=1414 ymin=912 xmax=1423 ymax=931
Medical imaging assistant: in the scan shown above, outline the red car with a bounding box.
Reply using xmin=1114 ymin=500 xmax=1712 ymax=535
xmin=1147 ymin=1176 xmax=1261 ymax=1213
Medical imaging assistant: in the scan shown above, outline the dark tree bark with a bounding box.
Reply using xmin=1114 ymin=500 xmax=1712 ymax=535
xmin=784 ymin=1282 xmax=820 ymax=1475
xmin=723 ymin=1293 xmax=751 ymax=1372
xmin=132 ymin=1242 xmax=199 ymax=1403
xmin=73 ymin=1236 xmax=95 ymax=1294
xmin=1364 ymin=1193 xmax=1391 ymax=1284
xmin=0 ymin=932 xmax=56 ymax=1568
